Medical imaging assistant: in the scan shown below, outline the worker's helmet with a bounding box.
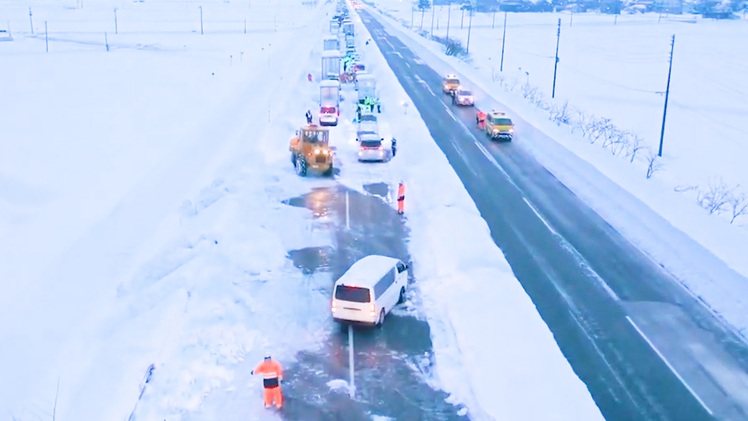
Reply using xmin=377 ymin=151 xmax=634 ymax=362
xmin=264 ymin=352 xmax=272 ymax=360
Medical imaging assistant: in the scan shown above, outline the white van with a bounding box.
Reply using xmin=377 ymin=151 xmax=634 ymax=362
xmin=331 ymin=255 xmax=408 ymax=326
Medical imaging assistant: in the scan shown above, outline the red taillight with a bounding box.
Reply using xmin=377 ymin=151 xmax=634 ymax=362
xmin=369 ymin=303 xmax=375 ymax=316
xmin=331 ymin=300 xmax=337 ymax=312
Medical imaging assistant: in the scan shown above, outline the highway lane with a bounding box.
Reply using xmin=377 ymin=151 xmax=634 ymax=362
xmin=281 ymin=185 xmax=469 ymax=420
xmin=358 ymin=8 xmax=748 ymax=421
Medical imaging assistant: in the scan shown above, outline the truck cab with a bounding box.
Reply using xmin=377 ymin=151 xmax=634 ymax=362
xmin=442 ymin=73 xmax=460 ymax=95
xmin=485 ymin=111 xmax=515 ymax=141
xmin=289 ymin=124 xmax=334 ymax=176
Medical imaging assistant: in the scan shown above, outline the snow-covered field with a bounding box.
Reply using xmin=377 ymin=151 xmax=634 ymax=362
xmin=0 ymin=0 xmax=601 ymax=420
xmin=366 ymin=1 xmax=748 ymax=339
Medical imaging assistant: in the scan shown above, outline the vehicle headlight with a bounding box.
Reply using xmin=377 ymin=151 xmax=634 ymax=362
xmin=509 ymin=129 xmax=514 ymax=133
xmin=314 ymin=149 xmax=321 ymax=155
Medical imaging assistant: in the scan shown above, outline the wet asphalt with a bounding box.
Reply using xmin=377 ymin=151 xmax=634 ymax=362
xmin=357 ymin=8 xmax=748 ymax=421
xmin=280 ymin=186 xmax=469 ymax=421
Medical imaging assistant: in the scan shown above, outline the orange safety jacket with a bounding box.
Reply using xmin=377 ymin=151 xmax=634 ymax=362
xmin=254 ymin=360 xmax=283 ymax=389
xmin=397 ymin=183 xmax=405 ymax=202
xmin=476 ymin=110 xmax=487 ymax=121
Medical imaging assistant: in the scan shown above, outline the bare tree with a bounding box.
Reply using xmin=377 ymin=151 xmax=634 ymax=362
xmin=729 ymin=191 xmax=748 ymax=224
xmin=521 ymin=83 xmax=538 ymax=101
xmin=602 ymin=127 xmax=624 ymax=149
xmin=576 ymin=112 xmax=596 ymax=138
xmin=697 ymin=178 xmax=732 ymax=215
xmin=491 ymin=67 xmax=503 ymax=83
xmin=609 ymin=134 xmax=629 ymax=157
xmin=645 ymin=150 xmax=664 ymax=179
xmin=627 ymin=134 xmax=646 ymax=163
xmin=550 ymin=101 xmax=572 ymax=126
xmin=532 ymin=93 xmax=546 ymax=108
xmin=590 ymin=117 xmax=613 ymax=144
xmin=54 ymin=377 xmax=60 ymax=421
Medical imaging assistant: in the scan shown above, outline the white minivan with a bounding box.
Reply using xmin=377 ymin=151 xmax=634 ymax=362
xmin=331 ymin=255 xmax=409 ymax=327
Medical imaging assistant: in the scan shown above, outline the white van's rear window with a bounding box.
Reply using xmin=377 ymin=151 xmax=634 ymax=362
xmin=335 ymin=285 xmax=371 ymax=303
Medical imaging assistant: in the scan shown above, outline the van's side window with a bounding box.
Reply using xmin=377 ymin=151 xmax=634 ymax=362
xmin=396 ymin=262 xmax=406 ymax=273
xmin=374 ymin=269 xmax=396 ymax=298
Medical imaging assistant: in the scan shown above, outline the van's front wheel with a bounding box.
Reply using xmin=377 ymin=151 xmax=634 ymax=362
xmin=397 ymin=287 xmax=405 ymax=304
xmin=376 ymin=309 xmax=385 ymax=327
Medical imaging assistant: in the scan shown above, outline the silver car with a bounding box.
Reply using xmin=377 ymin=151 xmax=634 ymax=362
xmin=357 ymin=134 xmax=391 ymax=162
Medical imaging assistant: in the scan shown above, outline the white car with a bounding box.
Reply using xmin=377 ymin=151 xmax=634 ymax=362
xmin=453 ymin=87 xmax=475 ymax=106
xmin=357 ymin=133 xmax=391 ymax=162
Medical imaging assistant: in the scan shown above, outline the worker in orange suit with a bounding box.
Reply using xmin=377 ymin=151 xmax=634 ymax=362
xmin=397 ymin=181 xmax=405 ymax=214
xmin=476 ymin=110 xmax=487 ymax=129
xmin=251 ymin=353 xmax=284 ymax=409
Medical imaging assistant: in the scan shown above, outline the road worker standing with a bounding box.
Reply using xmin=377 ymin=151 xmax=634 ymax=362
xmin=251 ymin=353 xmax=284 ymax=409
xmin=397 ymin=181 xmax=405 ymax=215
xmin=476 ymin=110 xmax=487 ymax=129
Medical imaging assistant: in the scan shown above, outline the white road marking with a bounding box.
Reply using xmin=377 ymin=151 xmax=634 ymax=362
xmin=405 ymin=62 xmax=411 ymax=69
xmin=474 ymin=142 xmax=515 ymax=186
xmin=554 ymin=281 xmax=631 ymax=395
xmin=522 ymin=196 xmax=620 ymax=301
xmin=413 ymin=74 xmax=435 ymax=96
xmin=626 ymin=316 xmax=714 ymax=416
xmin=441 ymin=103 xmax=457 ymax=121
xmin=523 ymin=197 xmax=557 ymax=235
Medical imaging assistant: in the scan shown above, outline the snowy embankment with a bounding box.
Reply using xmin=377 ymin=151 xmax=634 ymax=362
xmin=341 ymin=10 xmax=603 ymax=420
xmin=365 ymin=2 xmax=748 ymax=343
xmin=0 ymin=1 xmax=330 ymax=419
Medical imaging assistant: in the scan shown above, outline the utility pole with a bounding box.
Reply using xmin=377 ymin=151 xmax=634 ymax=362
xmin=466 ymin=7 xmax=473 ymax=53
xmin=430 ymin=1 xmax=435 ymax=36
xmin=114 ymin=8 xmax=118 ymax=34
xmin=551 ymin=18 xmax=561 ymax=99
xmin=461 ymin=8 xmax=464 ymax=29
xmin=29 ymin=7 xmax=34 ymax=34
xmin=658 ymin=34 xmax=675 ymax=157
xmin=199 ymin=6 xmax=203 ymax=35
xmin=500 ymin=11 xmax=507 ymax=72
xmin=446 ymin=3 xmax=451 ymax=42
xmin=411 ymin=7 xmax=414 ymax=28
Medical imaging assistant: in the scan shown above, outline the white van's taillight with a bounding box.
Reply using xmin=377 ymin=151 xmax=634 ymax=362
xmin=331 ymin=299 xmax=337 ymax=313
xmin=369 ymin=303 xmax=376 ymax=317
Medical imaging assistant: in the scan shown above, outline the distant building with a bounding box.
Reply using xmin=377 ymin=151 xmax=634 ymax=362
xmin=654 ymin=0 xmax=684 ymax=13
